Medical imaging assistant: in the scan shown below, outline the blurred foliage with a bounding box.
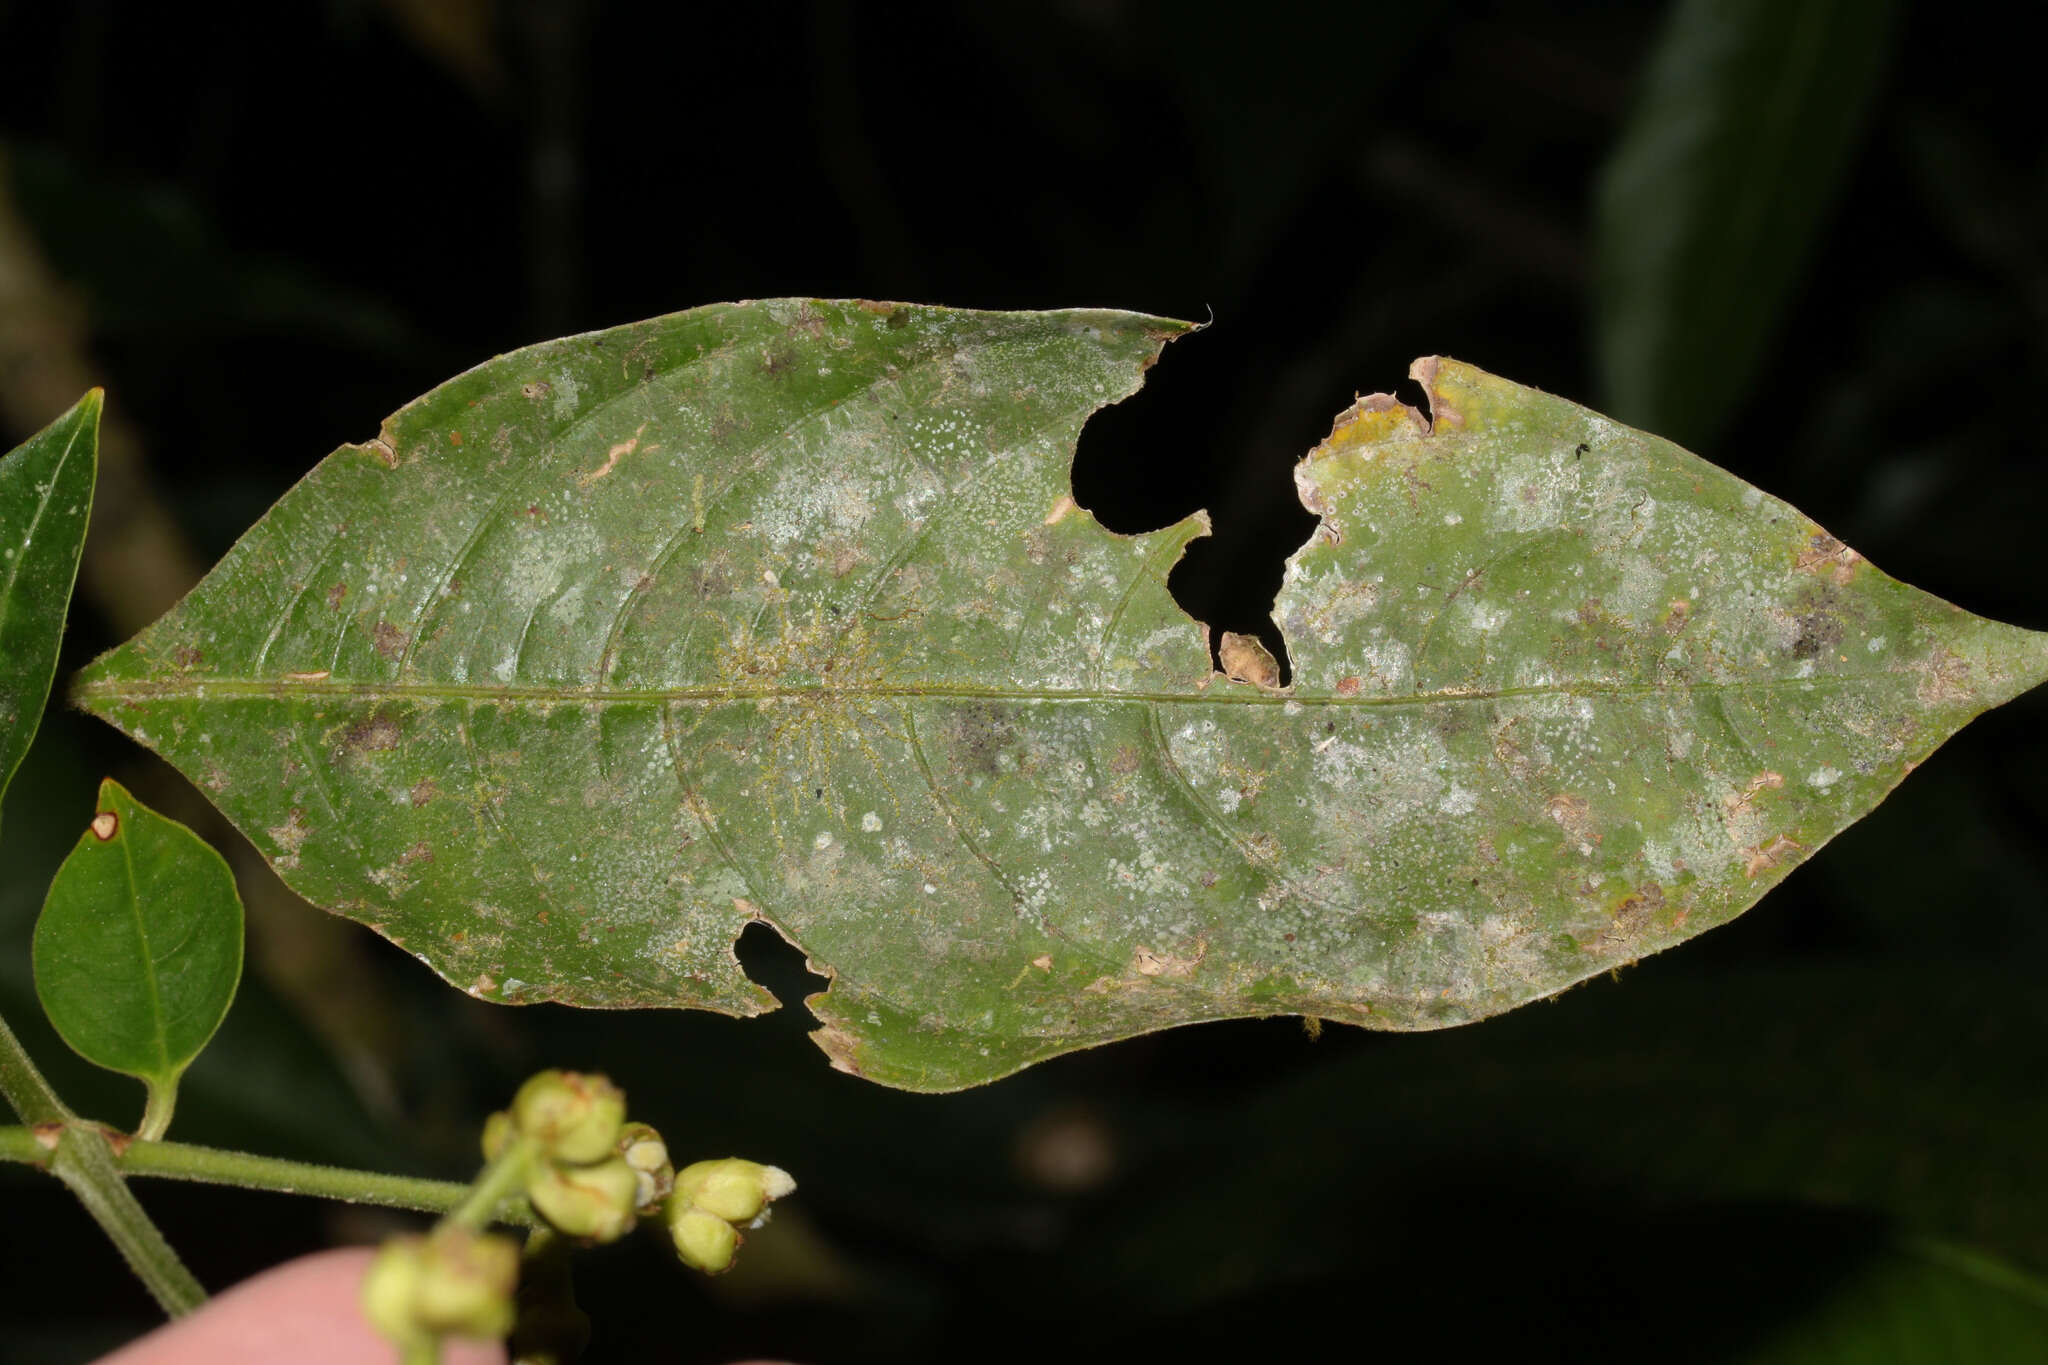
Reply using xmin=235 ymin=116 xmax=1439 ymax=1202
xmin=1594 ymin=0 xmax=1901 ymax=450
xmin=2 ymin=1 xmax=2045 ymax=1360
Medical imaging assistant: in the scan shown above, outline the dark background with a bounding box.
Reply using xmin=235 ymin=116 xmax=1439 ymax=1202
xmin=3 ymin=1 xmax=2046 ymax=1360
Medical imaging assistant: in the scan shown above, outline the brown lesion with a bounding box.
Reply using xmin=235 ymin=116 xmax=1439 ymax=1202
xmin=1218 ymin=631 xmax=1283 ymax=691
xmin=1742 ymin=835 xmax=1804 ymax=878
xmin=1592 ymin=884 xmax=1664 ymax=953
xmin=372 ymin=621 xmax=408 ymax=660
xmin=1794 ymin=531 xmax=1863 ymax=585
xmin=1131 ymin=938 xmax=1207 ymax=979
xmin=1544 ymin=792 xmax=1596 ymax=844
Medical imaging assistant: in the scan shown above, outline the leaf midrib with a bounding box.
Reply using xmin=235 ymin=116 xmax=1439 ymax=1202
xmin=76 ymin=670 xmax=1904 ymax=710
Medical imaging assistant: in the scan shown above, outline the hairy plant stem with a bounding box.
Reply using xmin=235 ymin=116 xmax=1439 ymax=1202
xmin=445 ymin=1137 xmax=540 ymax=1232
xmin=0 ymin=1123 xmax=539 ymax=1227
xmin=0 ymin=1011 xmax=66 ymax=1124
xmin=0 ymin=1009 xmax=204 ymax=1314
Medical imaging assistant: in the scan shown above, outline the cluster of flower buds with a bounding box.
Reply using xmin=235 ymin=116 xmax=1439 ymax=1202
xmin=361 ymin=1227 xmax=521 ymax=1351
xmin=486 ymin=1070 xmax=658 ymax=1243
xmin=665 ymin=1157 xmax=797 ymax=1274
xmin=365 ymin=1071 xmax=799 ymax=1356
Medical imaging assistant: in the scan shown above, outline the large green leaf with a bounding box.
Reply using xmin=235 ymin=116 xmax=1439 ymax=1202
xmin=32 ymin=779 xmax=244 ymax=1137
xmin=1594 ymin=0 xmax=1900 ymax=448
xmin=72 ymin=302 xmax=2048 ymax=1090
xmin=0 ymin=389 xmax=99 ymax=830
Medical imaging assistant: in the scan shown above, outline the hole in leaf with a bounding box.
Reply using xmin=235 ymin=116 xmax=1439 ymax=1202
xmin=1392 ymin=373 xmax=1433 ymax=428
xmin=1072 ymin=332 xmax=1323 ymax=687
xmin=733 ymin=918 xmax=828 ymax=1020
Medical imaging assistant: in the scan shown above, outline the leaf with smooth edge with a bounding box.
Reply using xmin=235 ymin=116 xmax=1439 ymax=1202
xmin=72 ymin=302 xmax=2048 ymax=1090
xmin=0 ymin=389 xmax=99 ymax=831
xmin=34 ymin=779 xmax=244 ymax=1135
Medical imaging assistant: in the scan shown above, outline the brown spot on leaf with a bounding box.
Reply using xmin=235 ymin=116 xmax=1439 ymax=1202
xmin=171 ymin=644 xmax=204 ymax=669
xmin=1595 ymin=884 xmax=1664 ymax=950
xmin=1219 ymin=631 xmax=1283 ymax=691
xmin=1723 ymin=771 xmax=1785 ymax=817
xmin=1334 ymin=675 xmax=1362 ymax=697
xmin=1795 ymin=532 xmax=1862 ymax=584
xmin=579 ymin=420 xmax=650 ymax=485
xmin=267 ymin=808 xmax=311 ymax=869
xmin=944 ymin=703 xmax=1016 ymax=778
xmin=408 ymin=779 xmax=438 ymax=808
xmin=1410 ymin=355 xmax=1457 ymax=431
xmin=1790 ymin=610 xmax=1842 ymax=661
xmin=340 ymin=714 xmax=402 ymax=758
xmin=1108 ymin=745 xmax=1141 ymax=776
xmin=813 ymin=1022 xmax=866 ymax=1077
xmin=326 ymin=583 xmax=348 ymax=609
xmin=401 ymin=841 xmax=435 ymax=865
xmin=1544 ymin=793 xmax=1596 ymax=844
xmin=785 ymin=302 xmax=827 ymax=340
xmin=372 ymin=621 xmax=408 ymax=660
xmin=1132 ymin=939 xmax=1206 ymax=979
xmin=1743 ymin=835 xmax=1804 ymax=878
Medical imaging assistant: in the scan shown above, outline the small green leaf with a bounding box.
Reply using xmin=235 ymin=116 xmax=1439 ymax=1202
xmin=1594 ymin=0 xmax=1900 ymax=448
xmin=0 ymin=389 xmax=99 ymax=832
xmin=33 ymin=779 xmax=244 ymax=1137
xmin=71 ymin=304 xmax=2048 ymax=1091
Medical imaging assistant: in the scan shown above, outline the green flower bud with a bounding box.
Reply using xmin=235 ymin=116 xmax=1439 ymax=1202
xmin=674 ymin=1157 xmax=796 ymax=1224
xmin=528 ymin=1155 xmax=641 ymax=1242
xmin=511 ymin=1070 xmax=627 ymax=1165
xmin=668 ymin=1203 xmax=739 ymax=1274
xmin=618 ymin=1121 xmax=673 ymax=1212
xmin=481 ymin=1109 xmax=516 ymax=1161
xmin=360 ymin=1230 xmax=519 ymax=1346
xmin=360 ymin=1237 xmax=431 ymax=1348
xmin=415 ymin=1230 xmax=520 ymax=1338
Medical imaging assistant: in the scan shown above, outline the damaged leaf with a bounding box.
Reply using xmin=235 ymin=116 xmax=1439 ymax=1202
xmin=71 ymin=302 xmax=2048 ymax=1090
xmin=34 ymin=779 xmax=245 ymax=1137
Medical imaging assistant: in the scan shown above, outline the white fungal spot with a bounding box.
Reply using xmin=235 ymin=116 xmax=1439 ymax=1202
xmin=1867 ymin=637 xmax=1886 ymax=652
xmin=813 ymin=831 xmax=833 ymax=850
xmin=1439 ymin=786 xmax=1478 ymax=816
xmin=860 ymin=811 xmax=882 ymax=832
xmin=1809 ymin=766 xmax=1842 ymax=790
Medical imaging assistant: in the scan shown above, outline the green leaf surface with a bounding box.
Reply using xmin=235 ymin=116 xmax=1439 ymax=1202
xmin=1594 ymin=0 xmax=1900 ymax=448
xmin=72 ymin=301 xmax=2048 ymax=1090
xmin=33 ymin=779 xmax=244 ymax=1135
xmin=0 ymin=389 xmax=99 ymax=831
xmin=1739 ymin=1240 xmax=2048 ymax=1365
